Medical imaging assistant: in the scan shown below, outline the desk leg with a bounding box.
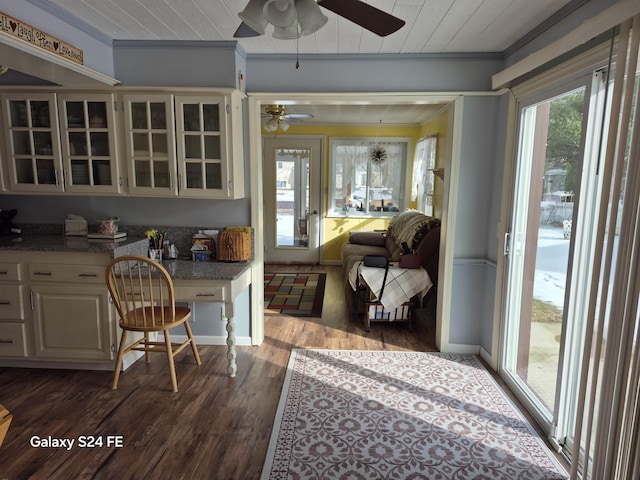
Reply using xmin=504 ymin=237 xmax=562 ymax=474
xmin=223 ymin=302 xmax=237 ymax=377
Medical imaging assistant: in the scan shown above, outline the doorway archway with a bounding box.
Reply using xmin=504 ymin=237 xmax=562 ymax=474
xmin=247 ymin=93 xmax=460 ymax=351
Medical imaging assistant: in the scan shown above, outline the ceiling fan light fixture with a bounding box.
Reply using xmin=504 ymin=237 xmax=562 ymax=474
xmin=264 ymin=118 xmax=278 ymax=131
xmin=272 ymin=23 xmax=300 ymax=40
xmin=296 ymin=0 xmax=329 ymax=36
xmin=238 ymin=0 xmax=269 ymax=35
xmin=263 ymin=0 xmax=297 ymax=27
xmin=263 ymin=104 xmax=296 ymax=132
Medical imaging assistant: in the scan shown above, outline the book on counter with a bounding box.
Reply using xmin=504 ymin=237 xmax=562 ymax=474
xmin=87 ymin=232 xmax=127 ymax=241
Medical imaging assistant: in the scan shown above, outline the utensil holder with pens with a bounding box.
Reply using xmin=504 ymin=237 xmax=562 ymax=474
xmin=148 ymin=249 xmax=163 ymax=263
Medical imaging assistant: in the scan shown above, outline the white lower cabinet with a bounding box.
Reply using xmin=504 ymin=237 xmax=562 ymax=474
xmin=31 ymin=285 xmax=115 ymax=361
xmin=0 ymin=260 xmax=28 ymax=357
xmin=0 ymin=251 xmax=118 ymax=367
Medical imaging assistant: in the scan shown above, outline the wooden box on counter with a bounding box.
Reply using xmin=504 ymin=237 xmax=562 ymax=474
xmin=217 ymin=227 xmax=251 ymax=262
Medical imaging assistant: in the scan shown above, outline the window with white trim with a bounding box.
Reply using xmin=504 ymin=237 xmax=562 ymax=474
xmin=328 ymin=137 xmax=409 ymax=217
xmin=411 ymin=136 xmax=437 ymax=216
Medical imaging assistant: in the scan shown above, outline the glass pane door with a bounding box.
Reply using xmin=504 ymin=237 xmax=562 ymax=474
xmin=123 ymin=94 xmax=176 ymax=196
xmin=275 ymin=149 xmax=310 ymax=248
xmin=1 ymin=93 xmax=63 ymax=192
xmin=263 ymin=137 xmax=323 ymax=264
xmin=503 ymin=84 xmax=592 ymax=437
xmin=175 ymin=96 xmax=228 ymax=197
xmin=58 ymin=94 xmax=119 ymax=193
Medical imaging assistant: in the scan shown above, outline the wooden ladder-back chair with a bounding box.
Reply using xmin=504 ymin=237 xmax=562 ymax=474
xmin=105 ymin=255 xmax=201 ymax=392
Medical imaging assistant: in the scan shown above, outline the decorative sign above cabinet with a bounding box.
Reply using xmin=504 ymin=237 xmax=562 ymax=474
xmin=0 ymin=11 xmax=83 ymax=65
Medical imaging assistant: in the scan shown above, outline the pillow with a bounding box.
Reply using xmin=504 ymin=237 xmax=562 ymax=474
xmin=348 ymin=231 xmax=386 ymax=247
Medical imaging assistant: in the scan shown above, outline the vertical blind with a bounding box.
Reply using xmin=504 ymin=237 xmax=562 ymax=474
xmin=571 ymin=15 xmax=640 ymax=480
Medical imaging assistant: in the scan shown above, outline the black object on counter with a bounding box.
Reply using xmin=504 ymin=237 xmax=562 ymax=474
xmin=0 ymin=209 xmax=21 ymax=236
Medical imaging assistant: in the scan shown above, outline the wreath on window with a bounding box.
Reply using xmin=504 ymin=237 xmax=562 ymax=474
xmin=370 ymin=144 xmax=388 ymax=165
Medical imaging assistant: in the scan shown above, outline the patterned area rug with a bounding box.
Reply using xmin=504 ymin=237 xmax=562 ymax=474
xmin=262 ymin=350 xmax=568 ymax=480
xmin=264 ymin=273 xmax=326 ymax=317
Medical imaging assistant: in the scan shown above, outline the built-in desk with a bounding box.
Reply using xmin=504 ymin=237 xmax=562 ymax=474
xmin=161 ymin=259 xmax=252 ymax=377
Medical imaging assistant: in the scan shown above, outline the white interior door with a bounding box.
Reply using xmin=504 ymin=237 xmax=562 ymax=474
xmin=263 ymin=136 xmax=322 ymax=263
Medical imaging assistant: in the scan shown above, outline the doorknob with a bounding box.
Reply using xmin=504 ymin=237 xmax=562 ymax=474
xmin=311 ymin=210 xmax=319 ymax=215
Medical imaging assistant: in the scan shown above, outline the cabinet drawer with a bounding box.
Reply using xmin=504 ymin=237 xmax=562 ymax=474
xmin=174 ymin=286 xmax=225 ymax=302
xmin=0 ymin=285 xmax=24 ymax=320
xmin=0 ymin=323 xmax=28 ymax=357
xmin=0 ymin=262 xmax=21 ymax=282
xmin=29 ymin=264 xmax=105 ymax=283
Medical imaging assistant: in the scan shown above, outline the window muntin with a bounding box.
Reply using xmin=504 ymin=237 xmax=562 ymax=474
xmin=328 ymin=137 xmax=409 ymax=217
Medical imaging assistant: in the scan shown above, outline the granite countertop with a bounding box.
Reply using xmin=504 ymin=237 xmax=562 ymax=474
xmin=0 ymin=234 xmax=252 ymax=281
xmin=155 ymin=258 xmax=252 ymax=281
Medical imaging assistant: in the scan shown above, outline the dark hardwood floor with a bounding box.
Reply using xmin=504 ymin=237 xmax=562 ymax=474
xmin=0 ymin=265 xmax=437 ymax=479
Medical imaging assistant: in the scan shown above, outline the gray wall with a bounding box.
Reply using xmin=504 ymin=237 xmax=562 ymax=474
xmin=4 ymin=195 xmax=250 ymax=229
xmin=113 ymin=40 xmax=246 ymax=90
xmin=448 ymin=95 xmax=508 ymax=353
xmin=246 ymin=53 xmax=503 ymax=93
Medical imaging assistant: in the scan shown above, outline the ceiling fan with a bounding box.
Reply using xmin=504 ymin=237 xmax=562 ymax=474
xmin=262 ymin=104 xmax=313 ymax=131
xmin=234 ymin=0 xmax=405 ymax=39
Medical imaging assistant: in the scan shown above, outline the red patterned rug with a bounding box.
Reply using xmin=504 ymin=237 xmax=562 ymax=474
xmin=262 ymin=350 xmax=568 ymax=479
xmin=264 ymin=273 xmax=326 ymax=317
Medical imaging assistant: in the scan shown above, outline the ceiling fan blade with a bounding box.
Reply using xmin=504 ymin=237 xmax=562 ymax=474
xmin=318 ymin=0 xmax=405 ymax=37
xmin=233 ymin=22 xmax=261 ymax=38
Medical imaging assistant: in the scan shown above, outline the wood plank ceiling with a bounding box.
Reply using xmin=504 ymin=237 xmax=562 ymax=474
xmin=43 ymin=0 xmax=574 ymax=55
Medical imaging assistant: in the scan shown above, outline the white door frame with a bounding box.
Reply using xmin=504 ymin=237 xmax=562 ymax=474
xmin=263 ymin=135 xmax=324 ymax=264
xmin=248 ymin=92 xmax=460 ymax=347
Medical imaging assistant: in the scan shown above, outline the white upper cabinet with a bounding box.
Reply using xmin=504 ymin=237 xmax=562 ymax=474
xmin=175 ymin=92 xmax=244 ymax=199
xmin=0 ymin=88 xmax=245 ymax=199
xmin=57 ymin=93 xmax=120 ymax=194
xmin=1 ymin=93 xmax=64 ymax=193
xmin=122 ymin=93 xmax=177 ymax=196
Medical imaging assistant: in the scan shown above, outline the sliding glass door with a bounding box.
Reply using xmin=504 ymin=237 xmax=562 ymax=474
xmin=501 ymin=71 xmax=609 ymax=456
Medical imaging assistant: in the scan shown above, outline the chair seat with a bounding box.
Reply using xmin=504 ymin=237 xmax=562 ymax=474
xmin=120 ymin=306 xmax=191 ymax=331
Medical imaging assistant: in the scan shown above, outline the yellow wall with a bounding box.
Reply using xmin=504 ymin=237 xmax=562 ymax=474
xmin=263 ymin=111 xmax=449 ymax=263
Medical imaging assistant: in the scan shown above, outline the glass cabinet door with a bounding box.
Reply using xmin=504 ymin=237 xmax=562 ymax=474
xmin=175 ymin=95 xmax=229 ymax=198
xmin=122 ymin=94 xmax=177 ymax=196
xmin=57 ymin=94 xmax=120 ymax=193
xmin=0 ymin=93 xmax=64 ymax=192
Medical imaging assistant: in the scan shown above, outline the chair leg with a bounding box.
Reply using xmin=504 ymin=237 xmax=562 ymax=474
xmin=164 ymin=330 xmax=178 ymax=392
xmin=112 ymin=330 xmax=128 ymax=390
xmin=144 ymin=332 xmax=151 ymax=363
xmin=183 ymin=320 xmax=201 ymax=365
